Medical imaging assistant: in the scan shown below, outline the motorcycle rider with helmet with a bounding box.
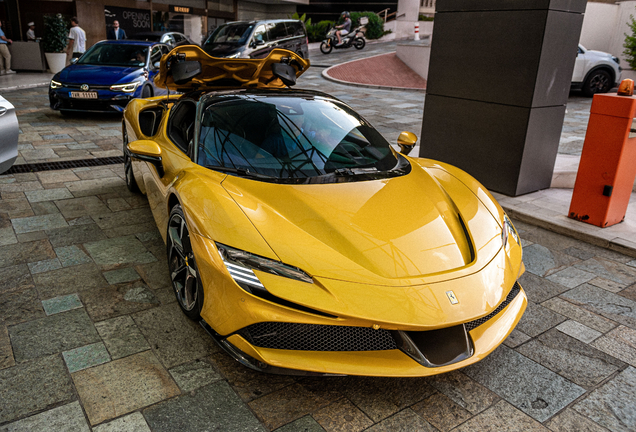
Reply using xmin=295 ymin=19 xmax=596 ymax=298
xmin=335 ymin=11 xmax=352 ymax=46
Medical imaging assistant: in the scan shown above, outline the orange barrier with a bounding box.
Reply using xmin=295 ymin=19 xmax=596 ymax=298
xmin=568 ymin=93 xmax=636 ymax=227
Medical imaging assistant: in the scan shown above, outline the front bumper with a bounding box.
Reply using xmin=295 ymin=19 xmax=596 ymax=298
xmin=49 ymin=88 xmax=135 ymax=113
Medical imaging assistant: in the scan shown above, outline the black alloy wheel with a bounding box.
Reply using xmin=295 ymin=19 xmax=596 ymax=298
xmin=353 ymin=37 xmax=366 ymax=50
xmin=141 ymin=85 xmax=153 ymax=98
xmin=167 ymin=205 xmax=204 ymax=320
xmin=320 ymin=41 xmax=332 ymax=54
xmin=582 ymin=70 xmax=611 ymax=97
xmin=122 ymin=125 xmax=140 ymax=193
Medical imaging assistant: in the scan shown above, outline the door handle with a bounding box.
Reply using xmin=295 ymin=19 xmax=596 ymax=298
xmin=0 ymin=107 xmax=7 ymax=116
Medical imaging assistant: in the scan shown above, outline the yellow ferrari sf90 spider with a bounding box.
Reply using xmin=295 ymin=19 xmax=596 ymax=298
xmin=122 ymin=46 xmax=526 ymax=376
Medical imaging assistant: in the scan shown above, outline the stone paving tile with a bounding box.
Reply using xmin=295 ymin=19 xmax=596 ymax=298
xmin=135 ymin=260 xmax=171 ymax=290
xmin=428 ymin=370 xmax=499 ymax=415
xmin=55 ymin=196 xmax=111 ymax=219
xmin=518 ymin=272 xmax=571 ymax=303
xmin=463 ymin=346 xmax=585 ymax=422
xmin=555 ymin=320 xmax=602 ymax=344
xmin=275 ymin=415 xmax=326 ymax=432
xmin=72 ymin=350 xmax=180 ymax=425
xmin=24 ymin=188 xmax=73 ymax=203
xmin=91 ymin=207 xmax=155 ymax=233
xmin=0 ymin=239 xmax=55 ymax=267
xmin=573 ymin=367 xmax=636 ymax=432
xmin=92 ymin=412 xmax=151 ymax=432
xmin=80 ymin=282 xmax=159 ymax=322
xmin=248 ymin=382 xmax=333 ymax=430
xmin=591 ymin=325 xmax=636 ymax=367
xmin=587 ymin=277 xmax=626 ymax=293
xmin=411 ymin=392 xmax=472 ymax=432
xmin=0 ymin=226 xmax=17 ymax=246
xmin=312 ymin=399 xmax=374 ymax=432
xmin=42 ymin=293 xmax=83 ymax=315
xmin=134 ymin=303 xmax=214 ymax=369
xmin=515 ymin=301 xmax=566 ymax=338
xmin=335 ymin=376 xmax=436 ymax=422
xmin=561 ymin=284 xmax=636 ymax=330
xmin=95 ymin=315 xmax=150 ymax=360
xmin=503 ymin=329 xmax=532 ymax=348
xmin=0 ymin=263 xmax=35 ymax=293
xmin=9 ymin=308 xmax=100 ymax=362
xmin=84 ymin=235 xmax=156 ymax=270
xmin=545 ymin=408 xmax=608 ymax=432
xmin=11 ymin=213 xmax=68 ymax=234
xmin=0 ymin=325 xmax=14 ymax=370
xmin=209 ymin=350 xmax=296 ymax=403
xmin=31 ymin=201 xmax=60 ymax=216
xmin=0 ymin=401 xmax=90 ymax=432
xmin=522 ymin=244 xmax=579 ymax=277
xmin=15 ymin=230 xmax=48 ymax=243
xmin=63 ymin=342 xmax=111 ymax=373
xmin=541 ymin=297 xmax=617 ymax=333
xmin=619 ymin=284 xmax=636 ymax=302
xmin=55 ymin=245 xmax=92 ymax=267
xmin=365 ymin=409 xmax=436 ymax=432
xmin=451 ymin=400 xmax=548 ymax=432
xmin=0 ymin=286 xmax=45 ymax=326
xmin=103 ymin=267 xmax=140 ymax=285
xmin=516 ymin=329 xmax=624 ymax=389
xmin=144 ymin=381 xmax=265 ymax=432
xmin=0 ymin=355 xmax=74 ymax=424
xmin=65 ymin=178 xmax=126 ymax=198
xmin=546 ymin=266 xmax=597 ymax=288
xmin=34 ymin=263 xmax=109 ymax=299
xmin=46 ymin=223 xmax=107 ymax=247
xmin=168 ymin=359 xmax=221 ymax=392
xmin=574 ymin=258 xmax=636 ymax=286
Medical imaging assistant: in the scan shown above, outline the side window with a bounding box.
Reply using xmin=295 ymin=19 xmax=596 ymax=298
xmin=150 ymin=46 xmax=163 ymax=68
xmin=268 ymin=22 xmax=288 ymax=41
xmin=163 ymin=34 xmax=176 ymax=46
xmin=252 ymin=25 xmax=268 ymax=43
xmin=168 ymin=101 xmax=197 ymax=154
xmin=288 ymin=22 xmax=303 ymax=37
xmin=161 ymin=45 xmax=170 ymax=56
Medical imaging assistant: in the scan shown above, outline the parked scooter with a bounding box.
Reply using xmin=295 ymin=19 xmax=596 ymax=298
xmin=320 ymin=26 xmax=366 ymax=54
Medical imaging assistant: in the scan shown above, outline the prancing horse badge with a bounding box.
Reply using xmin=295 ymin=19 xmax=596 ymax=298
xmin=446 ymin=291 xmax=459 ymax=305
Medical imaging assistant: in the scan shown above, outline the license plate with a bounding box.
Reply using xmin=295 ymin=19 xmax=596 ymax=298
xmin=70 ymin=91 xmax=98 ymax=99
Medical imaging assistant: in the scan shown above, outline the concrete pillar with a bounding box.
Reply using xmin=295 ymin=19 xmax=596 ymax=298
xmin=419 ymin=0 xmax=586 ymax=196
xmin=398 ymin=0 xmax=420 ymax=21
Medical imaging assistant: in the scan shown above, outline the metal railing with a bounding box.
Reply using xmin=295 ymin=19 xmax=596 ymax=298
xmin=377 ymin=8 xmax=397 ymax=23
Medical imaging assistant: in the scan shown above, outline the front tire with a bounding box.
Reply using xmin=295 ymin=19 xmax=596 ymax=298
xmin=353 ymin=37 xmax=366 ymax=50
xmin=582 ymin=69 xmax=611 ymax=97
xmin=167 ymin=205 xmax=204 ymax=320
xmin=320 ymin=41 xmax=332 ymax=54
xmin=141 ymin=85 xmax=153 ymax=98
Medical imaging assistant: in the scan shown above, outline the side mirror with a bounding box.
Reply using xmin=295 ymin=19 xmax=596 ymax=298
xmin=71 ymin=57 xmax=79 ymax=64
xmin=127 ymin=140 xmax=164 ymax=177
xmin=250 ymin=39 xmax=264 ymax=48
xmin=397 ymin=131 xmax=417 ymax=155
xmin=153 ymin=61 xmax=160 ymax=69
xmin=172 ymin=60 xmax=201 ymax=85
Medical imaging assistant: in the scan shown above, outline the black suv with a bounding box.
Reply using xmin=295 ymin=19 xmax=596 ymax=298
xmin=203 ymin=20 xmax=308 ymax=59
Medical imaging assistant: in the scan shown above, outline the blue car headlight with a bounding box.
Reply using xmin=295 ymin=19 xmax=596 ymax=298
xmin=110 ymin=82 xmax=140 ymax=93
xmin=215 ymin=242 xmax=313 ymax=292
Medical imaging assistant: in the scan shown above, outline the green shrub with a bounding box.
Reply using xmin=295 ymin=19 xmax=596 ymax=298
xmin=289 ymin=12 xmax=311 ymax=28
xmin=42 ymin=14 xmax=68 ymax=53
xmin=306 ymin=20 xmax=334 ymax=43
xmin=418 ymin=14 xmax=434 ymax=21
xmin=624 ymin=14 xmax=636 ymax=69
xmin=350 ymin=11 xmax=386 ymax=39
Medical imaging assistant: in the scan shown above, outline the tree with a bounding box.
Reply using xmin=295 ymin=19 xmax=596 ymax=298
xmin=624 ymin=14 xmax=636 ymax=69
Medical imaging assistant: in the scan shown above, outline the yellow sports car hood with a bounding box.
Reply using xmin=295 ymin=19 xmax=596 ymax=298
xmin=221 ymin=159 xmax=503 ymax=286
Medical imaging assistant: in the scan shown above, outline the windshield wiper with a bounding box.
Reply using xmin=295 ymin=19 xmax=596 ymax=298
xmin=205 ymin=165 xmax=274 ymax=179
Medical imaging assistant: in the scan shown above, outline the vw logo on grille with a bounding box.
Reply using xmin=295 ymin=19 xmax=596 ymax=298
xmin=80 ymin=84 xmax=89 ymax=91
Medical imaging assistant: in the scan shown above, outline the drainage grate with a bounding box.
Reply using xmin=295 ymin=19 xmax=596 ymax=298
xmin=3 ymin=156 xmax=125 ymax=175
xmin=465 ymin=282 xmax=522 ymax=331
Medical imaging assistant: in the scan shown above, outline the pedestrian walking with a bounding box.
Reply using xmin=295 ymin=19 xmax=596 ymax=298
xmin=67 ymin=17 xmax=86 ymax=62
xmin=0 ymin=20 xmax=15 ymax=74
xmin=107 ymin=20 xmax=126 ymax=40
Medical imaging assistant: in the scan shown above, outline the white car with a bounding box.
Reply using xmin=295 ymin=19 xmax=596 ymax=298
xmin=572 ymin=44 xmax=621 ymax=97
xmin=0 ymin=95 xmax=18 ymax=174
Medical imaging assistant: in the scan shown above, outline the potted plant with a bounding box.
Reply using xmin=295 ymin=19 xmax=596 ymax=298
xmin=42 ymin=14 xmax=68 ymax=73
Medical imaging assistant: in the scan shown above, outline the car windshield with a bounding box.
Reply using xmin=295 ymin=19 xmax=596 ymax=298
xmin=78 ymin=44 xmax=149 ymax=67
xmin=205 ymin=24 xmax=253 ymax=46
xmin=134 ymin=34 xmax=161 ymax=42
xmin=198 ymin=95 xmax=404 ymax=183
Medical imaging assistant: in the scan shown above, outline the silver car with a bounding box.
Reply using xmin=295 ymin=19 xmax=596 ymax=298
xmin=0 ymin=95 xmax=18 ymax=174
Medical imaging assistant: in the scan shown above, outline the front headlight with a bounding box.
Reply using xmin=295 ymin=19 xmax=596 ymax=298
xmin=502 ymin=214 xmax=519 ymax=248
xmin=50 ymin=80 xmax=62 ymax=89
xmin=216 ymin=243 xmax=313 ymax=293
xmin=612 ymin=56 xmax=620 ymax=65
xmin=226 ymin=52 xmax=241 ymax=59
xmin=110 ymin=82 xmax=140 ymax=93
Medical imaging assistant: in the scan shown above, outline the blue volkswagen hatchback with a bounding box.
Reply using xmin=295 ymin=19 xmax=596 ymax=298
xmin=49 ymin=40 xmax=172 ymax=114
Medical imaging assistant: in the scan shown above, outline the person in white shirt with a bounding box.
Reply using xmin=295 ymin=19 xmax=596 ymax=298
xmin=26 ymin=22 xmax=36 ymax=41
xmin=67 ymin=17 xmax=86 ymax=61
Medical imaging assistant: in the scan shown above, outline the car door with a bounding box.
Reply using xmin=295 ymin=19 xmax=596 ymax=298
xmin=572 ymin=45 xmax=587 ymax=83
xmin=148 ymin=44 xmax=169 ymax=95
xmin=249 ymin=24 xmax=271 ymax=59
xmin=142 ymin=100 xmax=198 ymax=233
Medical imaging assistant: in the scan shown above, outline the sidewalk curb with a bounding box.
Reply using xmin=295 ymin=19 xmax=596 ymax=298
xmin=321 ymin=52 xmax=427 ymax=92
xmin=502 ymin=203 xmax=636 ymax=259
xmin=1 ymin=82 xmax=50 ymax=92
